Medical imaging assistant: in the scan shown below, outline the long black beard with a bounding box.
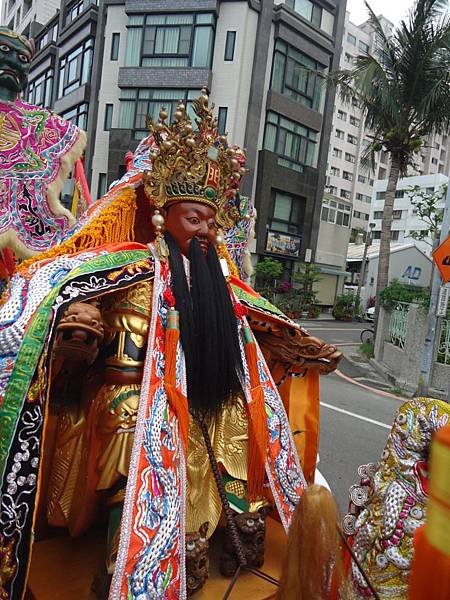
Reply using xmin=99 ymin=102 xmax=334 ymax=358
xmin=165 ymin=233 xmax=243 ymax=416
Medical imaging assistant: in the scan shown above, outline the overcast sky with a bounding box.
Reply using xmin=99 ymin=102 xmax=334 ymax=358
xmin=346 ymin=0 xmax=416 ymax=25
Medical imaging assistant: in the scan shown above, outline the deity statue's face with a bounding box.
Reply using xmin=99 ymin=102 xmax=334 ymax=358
xmin=165 ymin=201 xmax=217 ymax=256
xmin=0 ymin=30 xmax=33 ymax=101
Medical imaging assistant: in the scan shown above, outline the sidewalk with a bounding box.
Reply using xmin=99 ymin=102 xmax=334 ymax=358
xmin=338 ymin=344 xmax=403 ymax=396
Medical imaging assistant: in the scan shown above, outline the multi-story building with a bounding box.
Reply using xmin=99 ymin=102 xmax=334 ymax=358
xmin=326 ymin=11 xmax=450 ymax=242
xmin=325 ymin=11 xmax=394 ymax=238
xmin=1 ymin=0 xmax=59 ymax=37
xmin=370 ymin=173 xmax=448 ymax=256
xmin=18 ymin=0 xmax=346 ymax=276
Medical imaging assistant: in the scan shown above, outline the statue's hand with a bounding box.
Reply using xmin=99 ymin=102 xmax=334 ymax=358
xmin=53 ymin=301 xmax=104 ymax=365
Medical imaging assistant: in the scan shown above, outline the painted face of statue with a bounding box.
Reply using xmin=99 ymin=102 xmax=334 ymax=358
xmin=164 ymin=202 xmax=217 ymax=256
xmin=0 ymin=28 xmax=33 ymax=101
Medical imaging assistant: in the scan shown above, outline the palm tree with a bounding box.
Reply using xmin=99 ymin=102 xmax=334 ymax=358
xmin=332 ymin=0 xmax=450 ymax=330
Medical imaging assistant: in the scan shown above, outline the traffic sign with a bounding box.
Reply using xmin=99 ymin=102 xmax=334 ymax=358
xmin=433 ymin=236 xmax=450 ymax=283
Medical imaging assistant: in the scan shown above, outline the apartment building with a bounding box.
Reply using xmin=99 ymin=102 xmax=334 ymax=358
xmin=1 ymin=0 xmax=59 ymax=37
xmin=15 ymin=0 xmax=345 ymax=273
xmin=326 ymin=11 xmax=450 ymax=241
xmin=370 ymin=173 xmax=448 ymax=256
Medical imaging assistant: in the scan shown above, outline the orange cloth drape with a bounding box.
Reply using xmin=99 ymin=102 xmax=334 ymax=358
xmin=279 ymin=369 xmax=320 ymax=484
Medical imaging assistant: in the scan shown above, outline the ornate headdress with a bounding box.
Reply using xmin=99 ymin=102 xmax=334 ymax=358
xmin=0 ymin=27 xmax=35 ymax=57
xmin=143 ymin=88 xmax=246 ymax=230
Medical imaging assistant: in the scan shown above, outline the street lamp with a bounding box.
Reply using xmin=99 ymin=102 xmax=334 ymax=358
xmin=354 ymin=222 xmax=376 ymax=319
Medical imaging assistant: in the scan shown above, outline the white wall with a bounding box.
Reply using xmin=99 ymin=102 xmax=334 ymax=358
xmin=211 ymin=2 xmax=258 ymax=149
xmin=91 ymin=3 xmax=127 ymax=199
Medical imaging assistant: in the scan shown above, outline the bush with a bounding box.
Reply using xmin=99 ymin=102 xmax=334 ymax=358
xmin=379 ymin=279 xmax=430 ymax=312
xmin=332 ymin=293 xmax=355 ymax=321
xmin=308 ymin=304 xmax=321 ymax=319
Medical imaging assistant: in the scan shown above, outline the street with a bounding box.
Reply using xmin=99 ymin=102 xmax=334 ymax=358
xmin=299 ymin=319 xmax=403 ymax=513
xmin=301 ymin=319 xmax=370 ymax=346
xmin=318 ymin=371 xmax=403 ymax=513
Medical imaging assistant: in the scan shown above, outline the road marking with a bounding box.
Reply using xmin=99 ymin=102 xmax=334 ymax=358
xmin=320 ymin=402 xmax=391 ymax=429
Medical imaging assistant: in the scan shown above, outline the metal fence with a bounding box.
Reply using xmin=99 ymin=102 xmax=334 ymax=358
xmin=389 ymin=302 xmax=410 ymax=349
xmin=437 ymin=318 xmax=450 ymax=365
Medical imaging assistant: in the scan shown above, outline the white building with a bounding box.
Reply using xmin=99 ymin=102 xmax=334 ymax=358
xmin=370 ymin=173 xmax=448 ymax=255
xmin=346 ymin=242 xmax=432 ymax=308
xmin=1 ymin=0 xmax=59 ymax=35
xmin=326 ymin=11 xmax=450 ymax=239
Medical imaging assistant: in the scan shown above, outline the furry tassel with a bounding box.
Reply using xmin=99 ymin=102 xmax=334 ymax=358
xmin=164 ymin=319 xmax=189 ymax=454
xmin=244 ymin=327 xmax=269 ymax=501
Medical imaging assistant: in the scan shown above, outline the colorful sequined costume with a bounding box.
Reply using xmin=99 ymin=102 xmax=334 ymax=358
xmin=0 ymin=93 xmax=341 ymax=600
xmin=0 ymin=99 xmax=86 ymax=257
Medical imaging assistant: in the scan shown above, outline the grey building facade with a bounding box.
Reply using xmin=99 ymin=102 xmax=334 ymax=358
xmin=24 ymin=0 xmax=346 ymax=271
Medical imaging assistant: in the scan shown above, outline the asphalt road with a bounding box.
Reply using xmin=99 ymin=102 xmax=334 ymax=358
xmin=318 ymin=370 xmax=403 ymax=514
xmin=301 ymin=319 xmax=371 ymax=346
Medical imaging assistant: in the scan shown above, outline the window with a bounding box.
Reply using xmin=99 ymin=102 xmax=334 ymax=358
xmin=376 ymin=191 xmax=386 ymax=200
xmin=344 ymin=52 xmax=353 ymax=63
xmin=321 ymin=198 xmax=351 ymax=227
xmin=27 ymin=68 xmax=53 ymax=107
xmin=330 ymin=166 xmax=340 ymax=177
xmin=380 ymin=150 xmax=388 ymax=163
xmin=395 ymin=190 xmax=404 ymax=198
xmin=270 ymin=191 xmax=304 ymax=234
xmin=369 ymin=178 xmax=374 ymax=186
xmin=340 ymin=189 xmax=351 ymax=199
xmin=373 ymin=211 xmax=383 ymax=219
xmin=328 ymin=185 xmax=338 ymax=195
xmin=347 ymin=133 xmax=357 ymax=145
xmin=286 ymin=0 xmax=335 ymax=35
xmin=378 ymin=167 xmax=387 ymax=179
xmin=345 ymin=152 xmax=355 ymax=163
xmin=332 ymin=147 xmax=342 ymax=159
xmin=263 ymin=111 xmax=318 ymax=171
xmin=372 ymin=230 xmax=381 ymax=239
xmin=426 ymin=187 xmax=435 ymax=194
xmin=111 ymin=33 xmax=120 ymax=60
xmin=391 ymin=230 xmax=399 ymax=240
xmin=271 ymin=40 xmax=327 ymax=112
xmin=104 ymin=104 xmax=113 ymax=130
xmin=349 ymin=115 xmax=360 ymax=127
xmin=358 ymin=174 xmax=367 ymax=183
xmin=60 ymin=103 xmax=89 ymax=129
xmin=393 ymin=210 xmax=402 ymax=219
xmin=125 ymin=13 xmax=215 ymax=68
xmin=23 ymin=0 xmax=32 ymax=15
xmin=217 ymin=106 xmax=227 ymax=135
xmin=65 ymin=0 xmax=92 ymax=27
xmin=337 ymin=109 xmax=347 ymax=121
xmin=347 ymin=33 xmax=356 ymax=46
xmin=224 ymin=31 xmax=236 ymax=61
xmin=119 ymin=88 xmax=200 ymax=139
xmin=336 ymin=128 xmax=344 ymax=139
xmin=356 ymin=193 xmax=371 ymax=203
xmin=343 ymin=170 xmax=353 ymax=181
xmin=98 ymin=173 xmax=107 ymax=198
xmin=36 ymin=22 xmax=58 ymax=51
xmin=58 ymin=38 xmax=94 ymax=98
xmin=351 ymin=96 xmax=359 ymax=107
xmin=359 ymin=40 xmax=369 ymax=53
xmin=432 ymin=157 xmax=438 ymax=165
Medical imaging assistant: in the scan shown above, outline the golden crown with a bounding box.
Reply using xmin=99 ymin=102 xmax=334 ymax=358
xmin=143 ymin=88 xmax=246 ymax=229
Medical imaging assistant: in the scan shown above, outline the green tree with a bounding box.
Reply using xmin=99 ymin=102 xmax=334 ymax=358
xmin=254 ymin=257 xmax=283 ymax=300
xmin=331 ymin=0 xmax=450 ymax=330
xmin=405 ymin=183 xmax=446 ymax=246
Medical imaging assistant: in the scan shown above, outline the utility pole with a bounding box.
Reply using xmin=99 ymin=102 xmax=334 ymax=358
xmin=418 ymin=180 xmax=450 ymax=400
xmin=354 ymin=223 xmax=375 ymax=319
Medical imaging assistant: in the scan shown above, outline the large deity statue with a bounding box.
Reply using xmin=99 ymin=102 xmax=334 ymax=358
xmin=0 ymin=27 xmax=87 ymax=260
xmin=0 ymin=90 xmax=341 ymax=599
